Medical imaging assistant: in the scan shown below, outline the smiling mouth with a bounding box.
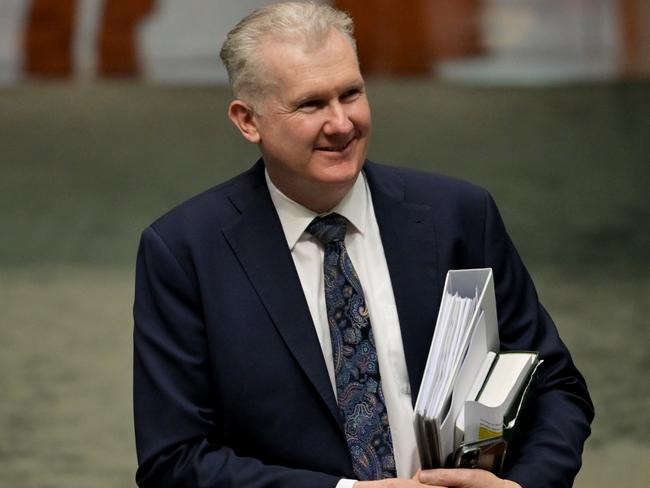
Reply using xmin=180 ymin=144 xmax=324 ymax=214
xmin=315 ymin=138 xmax=354 ymax=152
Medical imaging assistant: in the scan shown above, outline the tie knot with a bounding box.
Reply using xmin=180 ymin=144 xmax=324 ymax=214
xmin=307 ymin=213 xmax=348 ymax=245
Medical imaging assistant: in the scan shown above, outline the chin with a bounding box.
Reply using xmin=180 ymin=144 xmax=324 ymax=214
xmin=314 ymin=160 xmax=364 ymax=186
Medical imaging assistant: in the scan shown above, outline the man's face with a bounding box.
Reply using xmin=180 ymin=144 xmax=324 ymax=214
xmin=243 ymin=30 xmax=371 ymax=210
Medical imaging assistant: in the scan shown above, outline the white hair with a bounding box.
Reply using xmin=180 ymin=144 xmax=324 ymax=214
xmin=219 ymin=1 xmax=356 ymax=106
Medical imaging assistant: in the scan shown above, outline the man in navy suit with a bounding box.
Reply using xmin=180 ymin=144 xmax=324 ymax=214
xmin=133 ymin=3 xmax=593 ymax=487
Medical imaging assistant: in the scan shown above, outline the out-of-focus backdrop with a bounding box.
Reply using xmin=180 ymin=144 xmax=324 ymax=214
xmin=1 ymin=1 xmax=649 ymax=487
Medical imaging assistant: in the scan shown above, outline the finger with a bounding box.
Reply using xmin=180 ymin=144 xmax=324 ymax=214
xmin=413 ymin=468 xmax=448 ymax=486
xmin=418 ymin=468 xmax=473 ymax=486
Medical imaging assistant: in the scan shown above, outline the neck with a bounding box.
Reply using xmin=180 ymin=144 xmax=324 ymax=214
xmin=267 ymin=173 xmax=355 ymax=214
xmin=285 ymin=183 xmax=352 ymax=214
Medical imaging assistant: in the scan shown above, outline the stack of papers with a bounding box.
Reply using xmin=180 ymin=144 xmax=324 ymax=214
xmin=418 ymin=290 xmax=478 ymax=429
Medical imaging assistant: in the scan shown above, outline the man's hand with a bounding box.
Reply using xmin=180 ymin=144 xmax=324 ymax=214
xmin=352 ymin=471 xmax=443 ymax=487
xmin=353 ymin=478 xmax=432 ymax=487
xmin=417 ymin=468 xmax=522 ymax=488
xmin=353 ymin=469 xmax=522 ymax=488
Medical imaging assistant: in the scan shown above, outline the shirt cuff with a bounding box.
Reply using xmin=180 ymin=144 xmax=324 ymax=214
xmin=336 ymin=479 xmax=358 ymax=488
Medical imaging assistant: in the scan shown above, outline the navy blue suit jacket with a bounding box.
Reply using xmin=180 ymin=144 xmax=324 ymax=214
xmin=133 ymin=160 xmax=593 ymax=487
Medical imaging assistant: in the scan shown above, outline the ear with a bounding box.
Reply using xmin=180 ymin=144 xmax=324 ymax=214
xmin=228 ymin=100 xmax=261 ymax=144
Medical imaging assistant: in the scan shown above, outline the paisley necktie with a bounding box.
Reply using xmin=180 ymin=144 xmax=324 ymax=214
xmin=307 ymin=213 xmax=396 ymax=480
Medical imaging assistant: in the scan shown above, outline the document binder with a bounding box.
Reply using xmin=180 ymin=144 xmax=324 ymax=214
xmin=414 ymin=268 xmax=540 ymax=473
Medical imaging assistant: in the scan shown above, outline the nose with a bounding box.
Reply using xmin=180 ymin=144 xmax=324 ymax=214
xmin=323 ymin=101 xmax=353 ymax=136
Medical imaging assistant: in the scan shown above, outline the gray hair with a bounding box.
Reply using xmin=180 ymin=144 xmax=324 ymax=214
xmin=219 ymin=1 xmax=356 ymax=106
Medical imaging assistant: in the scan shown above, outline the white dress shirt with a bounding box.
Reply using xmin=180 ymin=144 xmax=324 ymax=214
xmin=265 ymin=170 xmax=420 ymax=485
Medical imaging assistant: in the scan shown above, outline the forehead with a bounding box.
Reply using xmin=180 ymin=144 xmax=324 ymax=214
xmin=259 ymin=30 xmax=363 ymax=102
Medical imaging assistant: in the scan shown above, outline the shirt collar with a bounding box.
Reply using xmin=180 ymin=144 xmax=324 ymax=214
xmin=265 ymin=169 xmax=368 ymax=250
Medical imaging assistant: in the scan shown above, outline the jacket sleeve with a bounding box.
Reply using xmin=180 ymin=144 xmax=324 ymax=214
xmin=480 ymin=192 xmax=594 ymax=488
xmin=133 ymin=226 xmax=340 ymax=488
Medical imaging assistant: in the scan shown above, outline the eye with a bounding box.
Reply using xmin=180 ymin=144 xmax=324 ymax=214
xmin=297 ymin=99 xmax=324 ymax=111
xmin=341 ymin=88 xmax=362 ymax=102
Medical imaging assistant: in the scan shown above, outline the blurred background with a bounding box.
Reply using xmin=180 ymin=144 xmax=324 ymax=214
xmin=1 ymin=1 xmax=648 ymax=486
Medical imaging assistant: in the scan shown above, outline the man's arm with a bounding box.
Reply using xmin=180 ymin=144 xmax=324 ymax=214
xmin=480 ymin=192 xmax=594 ymax=488
xmin=133 ymin=226 xmax=340 ymax=487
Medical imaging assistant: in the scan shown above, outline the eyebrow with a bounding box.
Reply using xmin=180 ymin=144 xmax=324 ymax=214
xmin=292 ymin=81 xmax=365 ymax=106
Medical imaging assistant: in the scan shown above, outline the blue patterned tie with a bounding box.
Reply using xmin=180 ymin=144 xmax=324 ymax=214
xmin=307 ymin=213 xmax=396 ymax=480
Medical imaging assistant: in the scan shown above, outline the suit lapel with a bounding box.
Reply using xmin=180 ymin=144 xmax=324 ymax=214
xmin=222 ymin=162 xmax=343 ymax=433
xmin=365 ymin=162 xmax=442 ymax=404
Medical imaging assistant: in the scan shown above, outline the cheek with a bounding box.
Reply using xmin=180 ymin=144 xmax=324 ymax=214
xmin=292 ymin=119 xmax=325 ymax=144
xmin=351 ymin=103 xmax=371 ymax=132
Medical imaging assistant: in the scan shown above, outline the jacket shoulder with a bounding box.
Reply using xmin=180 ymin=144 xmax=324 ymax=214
xmin=147 ymin=162 xmax=263 ymax=240
xmin=365 ymin=161 xmax=490 ymax=208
